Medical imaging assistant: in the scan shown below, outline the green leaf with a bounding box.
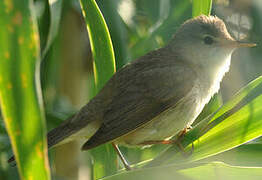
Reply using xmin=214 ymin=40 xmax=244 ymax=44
xmin=184 ymin=90 xmax=262 ymax=162
xmin=179 ymin=162 xmax=262 ymax=180
xmin=130 ymin=1 xmax=191 ymax=60
xmin=102 ymin=162 xmax=262 ymax=180
xmin=80 ymin=0 xmax=116 ymax=92
xmin=180 ymin=76 xmax=262 ymax=163
xmin=0 ymin=1 xmax=50 ymax=180
xmin=192 ymin=0 xmax=212 ymax=17
xmin=80 ymin=0 xmax=117 ymax=179
xmin=42 ymin=0 xmax=63 ymax=57
xmin=146 ymin=76 xmax=262 ymax=167
xmin=211 ymin=77 xmax=262 ymax=121
xmin=202 ymin=144 xmax=262 ymax=167
xmin=97 ymin=0 xmax=129 ymax=69
xmin=193 ymin=94 xmax=223 ymax=125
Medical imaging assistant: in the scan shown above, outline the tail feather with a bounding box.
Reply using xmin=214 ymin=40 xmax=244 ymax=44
xmin=47 ymin=115 xmax=76 ymax=148
xmin=8 ymin=115 xmax=78 ymax=164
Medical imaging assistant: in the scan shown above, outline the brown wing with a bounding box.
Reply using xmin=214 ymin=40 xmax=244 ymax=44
xmin=82 ymin=48 xmax=196 ymax=150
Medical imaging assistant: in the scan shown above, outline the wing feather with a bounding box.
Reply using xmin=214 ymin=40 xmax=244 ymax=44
xmin=82 ymin=48 xmax=196 ymax=150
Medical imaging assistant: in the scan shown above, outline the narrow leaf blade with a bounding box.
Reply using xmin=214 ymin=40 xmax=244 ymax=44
xmin=79 ymin=0 xmax=117 ymax=179
xmin=192 ymin=0 xmax=212 ymax=17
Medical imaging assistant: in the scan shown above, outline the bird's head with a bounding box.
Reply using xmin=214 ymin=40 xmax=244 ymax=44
xmin=169 ymin=15 xmax=255 ymax=69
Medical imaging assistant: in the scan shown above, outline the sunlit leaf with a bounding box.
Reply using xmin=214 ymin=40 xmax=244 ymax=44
xmin=179 ymin=162 xmax=262 ymax=180
xmin=102 ymin=162 xmax=262 ymax=180
xmin=184 ymin=93 xmax=262 ymax=163
xmin=146 ymin=76 xmax=262 ymax=167
xmin=0 ymin=0 xmax=50 ymax=179
xmin=97 ymin=0 xmax=129 ymax=69
xmin=192 ymin=0 xmax=212 ymax=17
xmin=80 ymin=0 xmax=116 ymax=92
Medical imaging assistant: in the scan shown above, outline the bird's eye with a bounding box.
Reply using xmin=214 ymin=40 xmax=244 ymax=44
xmin=203 ymin=35 xmax=214 ymax=45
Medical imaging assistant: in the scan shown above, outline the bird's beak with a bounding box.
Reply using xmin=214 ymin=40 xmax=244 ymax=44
xmin=235 ymin=41 xmax=257 ymax=48
xmin=221 ymin=38 xmax=256 ymax=48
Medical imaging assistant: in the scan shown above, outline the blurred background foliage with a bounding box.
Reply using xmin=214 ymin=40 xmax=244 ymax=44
xmin=0 ymin=0 xmax=262 ymax=180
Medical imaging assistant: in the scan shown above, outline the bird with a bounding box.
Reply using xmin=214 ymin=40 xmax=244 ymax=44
xmin=8 ymin=15 xmax=255 ymax=169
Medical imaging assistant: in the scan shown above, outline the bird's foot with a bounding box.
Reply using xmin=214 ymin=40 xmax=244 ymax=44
xmin=139 ymin=127 xmax=194 ymax=157
xmin=175 ymin=139 xmax=194 ymax=158
xmin=172 ymin=127 xmax=194 ymax=157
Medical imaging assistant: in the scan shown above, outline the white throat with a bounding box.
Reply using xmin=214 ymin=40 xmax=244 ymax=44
xmin=199 ymin=52 xmax=232 ymax=105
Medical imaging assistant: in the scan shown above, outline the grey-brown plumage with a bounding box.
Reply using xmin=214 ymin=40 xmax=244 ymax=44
xmin=82 ymin=48 xmax=197 ymax=149
xmin=48 ymin=47 xmax=196 ymax=149
xmin=46 ymin=15 xmax=255 ymax=150
xmin=8 ymin=15 xmax=255 ymax=165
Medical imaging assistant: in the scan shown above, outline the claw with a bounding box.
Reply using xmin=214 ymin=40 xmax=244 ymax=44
xmin=139 ymin=127 xmax=194 ymax=157
xmin=175 ymin=141 xmax=194 ymax=158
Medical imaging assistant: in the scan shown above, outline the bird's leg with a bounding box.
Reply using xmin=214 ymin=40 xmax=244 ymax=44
xmin=175 ymin=127 xmax=194 ymax=157
xmin=139 ymin=128 xmax=189 ymax=145
xmin=138 ymin=140 xmax=176 ymax=145
xmin=139 ymin=127 xmax=194 ymax=157
xmin=112 ymin=143 xmax=132 ymax=171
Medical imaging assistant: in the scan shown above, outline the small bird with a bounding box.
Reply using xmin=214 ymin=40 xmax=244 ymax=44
xmin=9 ymin=15 xmax=255 ymax=169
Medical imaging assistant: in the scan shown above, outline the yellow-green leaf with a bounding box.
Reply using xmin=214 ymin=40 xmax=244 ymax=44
xmin=192 ymin=0 xmax=212 ymax=17
xmin=0 ymin=1 xmax=50 ymax=179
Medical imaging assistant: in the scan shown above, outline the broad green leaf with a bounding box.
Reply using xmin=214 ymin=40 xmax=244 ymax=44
xmin=0 ymin=1 xmax=50 ymax=180
xmin=202 ymin=144 xmax=262 ymax=167
xmin=192 ymin=0 xmax=212 ymax=17
xmin=102 ymin=162 xmax=262 ymax=180
xmin=179 ymin=162 xmax=262 ymax=180
xmin=80 ymin=0 xmax=117 ymax=179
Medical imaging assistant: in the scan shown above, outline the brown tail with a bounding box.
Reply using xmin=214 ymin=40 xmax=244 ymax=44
xmin=47 ymin=115 xmax=76 ymax=148
xmin=8 ymin=115 xmax=79 ymax=165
